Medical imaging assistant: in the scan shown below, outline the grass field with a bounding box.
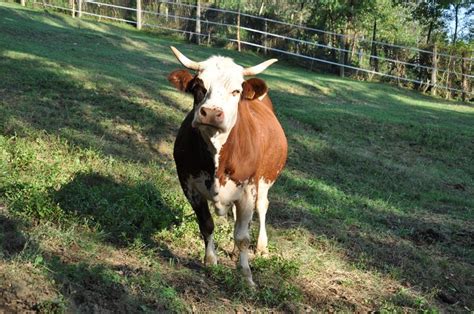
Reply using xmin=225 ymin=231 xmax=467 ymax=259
xmin=1 ymin=2 xmax=473 ymax=312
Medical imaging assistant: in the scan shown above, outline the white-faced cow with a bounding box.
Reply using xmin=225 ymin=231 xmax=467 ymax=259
xmin=168 ymin=46 xmax=287 ymax=285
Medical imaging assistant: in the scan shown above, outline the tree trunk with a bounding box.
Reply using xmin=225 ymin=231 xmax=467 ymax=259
xmin=426 ymin=20 xmax=433 ymax=44
xmin=453 ymin=3 xmax=459 ymax=44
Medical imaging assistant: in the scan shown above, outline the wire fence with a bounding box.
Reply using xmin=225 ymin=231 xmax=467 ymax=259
xmin=31 ymin=0 xmax=473 ymax=98
xmin=154 ymin=0 xmax=474 ymax=62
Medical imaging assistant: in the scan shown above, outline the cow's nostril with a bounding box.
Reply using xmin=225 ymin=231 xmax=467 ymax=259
xmin=200 ymin=107 xmax=207 ymax=117
xmin=215 ymin=111 xmax=223 ymax=120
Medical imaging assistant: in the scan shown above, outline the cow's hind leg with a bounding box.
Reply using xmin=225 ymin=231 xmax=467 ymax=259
xmin=256 ymin=180 xmax=273 ymax=255
xmin=191 ymin=195 xmax=217 ymax=265
xmin=234 ymin=186 xmax=256 ymax=286
xmin=229 ymin=204 xmax=239 ymax=260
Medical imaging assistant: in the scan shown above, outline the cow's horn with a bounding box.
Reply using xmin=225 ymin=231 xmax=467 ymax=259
xmin=170 ymin=46 xmax=201 ymax=71
xmin=243 ymin=59 xmax=278 ymax=76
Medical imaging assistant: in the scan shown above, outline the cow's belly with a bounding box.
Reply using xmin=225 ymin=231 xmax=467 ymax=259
xmin=186 ymin=172 xmax=244 ymax=206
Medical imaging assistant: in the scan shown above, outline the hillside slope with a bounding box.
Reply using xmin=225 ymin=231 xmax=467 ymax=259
xmin=1 ymin=3 xmax=473 ymax=312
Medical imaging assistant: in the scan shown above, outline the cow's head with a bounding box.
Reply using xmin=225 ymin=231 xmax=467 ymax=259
xmin=168 ymin=46 xmax=277 ymax=135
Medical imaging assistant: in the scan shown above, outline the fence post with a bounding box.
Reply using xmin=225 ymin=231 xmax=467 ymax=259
xmin=69 ymin=0 xmax=75 ymax=18
xmin=21 ymin=0 xmax=25 ymax=6
xmin=431 ymin=44 xmax=437 ymax=96
xmin=77 ymin=0 xmax=82 ymax=18
xmin=461 ymin=51 xmax=469 ymax=102
xmin=339 ymin=36 xmax=346 ymax=77
xmin=237 ymin=4 xmax=241 ymax=52
xmin=136 ymin=0 xmax=142 ymax=30
xmin=195 ymin=0 xmax=201 ymax=44
xmin=445 ymin=54 xmax=453 ymax=100
xmin=264 ymin=19 xmax=267 ymax=55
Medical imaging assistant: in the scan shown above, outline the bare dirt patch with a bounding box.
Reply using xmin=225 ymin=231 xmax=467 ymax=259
xmin=0 ymin=263 xmax=61 ymax=313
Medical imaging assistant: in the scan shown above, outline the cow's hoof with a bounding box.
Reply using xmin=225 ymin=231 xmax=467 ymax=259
xmin=255 ymin=246 xmax=269 ymax=257
xmin=246 ymin=277 xmax=256 ymax=288
xmin=238 ymin=267 xmax=255 ymax=287
xmin=205 ymin=253 xmax=218 ymax=266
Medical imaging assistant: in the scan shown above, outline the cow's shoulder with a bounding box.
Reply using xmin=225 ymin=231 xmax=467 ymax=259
xmin=216 ymin=96 xmax=284 ymax=185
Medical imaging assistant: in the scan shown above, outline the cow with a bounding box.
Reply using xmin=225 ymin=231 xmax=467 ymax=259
xmin=168 ymin=46 xmax=287 ymax=286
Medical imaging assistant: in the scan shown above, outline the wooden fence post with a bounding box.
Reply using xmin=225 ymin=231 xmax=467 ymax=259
xmin=77 ymin=0 xmax=82 ymax=18
xmin=69 ymin=0 xmax=75 ymax=18
xmin=237 ymin=4 xmax=241 ymax=52
xmin=264 ymin=19 xmax=267 ymax=55
xmin=431 ymin=44 xmax=437 ymax=96
xmin=136 ymin=0 xmax=142 ymax=30
xmin=461 ymin=51 xmax=470 ymax=102
xmin=195 ymin=0 xmax=201 ymax=44
xmin=445 ymin=54 xmax=453 ymax=100
xmin=339 ymin=35 xmax=346 ymax=77
xmin=21 ymin=0 xmax=26 ymax=6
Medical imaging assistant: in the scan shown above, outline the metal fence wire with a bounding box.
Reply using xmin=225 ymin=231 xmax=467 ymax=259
xmin=33 ymin=0 xmax=473 ymax=97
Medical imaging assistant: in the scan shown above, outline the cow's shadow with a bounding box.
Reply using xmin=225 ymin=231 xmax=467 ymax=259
xmin=0 ymin=206 xmax=182 ymax=312
xmin=54 ymin=172 xmax=183 ymax=246
xmin=0 ymin=211 xmax=29 ymax=259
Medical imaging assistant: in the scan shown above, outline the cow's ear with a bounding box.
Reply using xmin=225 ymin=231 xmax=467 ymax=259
xmin=242 ymin=78 xmax=268 ymax=100
xmin=168 ymin=69 xmax=194 ymax=92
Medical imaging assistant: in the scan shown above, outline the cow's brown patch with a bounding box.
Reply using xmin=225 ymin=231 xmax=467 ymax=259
xmin=216 ymin=95 xmax=287 ymax=186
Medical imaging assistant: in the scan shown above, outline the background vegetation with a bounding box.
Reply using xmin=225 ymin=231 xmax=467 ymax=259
xmin=1 ymin=2 xmax=474 ymax=312
xmin=19 ymin=0 xmax=473 ymax=100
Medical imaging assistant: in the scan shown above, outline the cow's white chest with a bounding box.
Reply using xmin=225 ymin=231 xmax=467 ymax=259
xmin=185 ymin=130 xmax=251 ymax=211
xmin=186 ymin=172 xmax=244 ymax=205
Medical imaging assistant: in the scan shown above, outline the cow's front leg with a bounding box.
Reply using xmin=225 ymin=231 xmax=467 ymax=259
xmin=191 ymin=196 xmax=217 ymax=265
xmin=234 ymin=186 xmax=256 ymax=286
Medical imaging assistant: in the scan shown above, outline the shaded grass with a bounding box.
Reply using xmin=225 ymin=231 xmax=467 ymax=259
xmin=1 ymin=2 xmax=473 ymax=312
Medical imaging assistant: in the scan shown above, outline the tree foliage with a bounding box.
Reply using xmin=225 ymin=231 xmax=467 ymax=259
xmin=48 ymin=0 xmax=473 ymax=99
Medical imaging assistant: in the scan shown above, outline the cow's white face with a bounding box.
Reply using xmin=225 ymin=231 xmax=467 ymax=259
xmin=168 ymin=46 xmax=277 ymax=145
xmin=192 ymin=56 xmax=244 ymax=134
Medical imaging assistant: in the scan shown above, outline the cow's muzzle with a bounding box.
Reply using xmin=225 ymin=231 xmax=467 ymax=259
xmin=195 ymin=107 xmax=225 ymax=128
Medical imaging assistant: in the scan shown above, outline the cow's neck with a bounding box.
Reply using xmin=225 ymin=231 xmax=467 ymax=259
xmin=199 ymin=126 xmax=233 ymax=169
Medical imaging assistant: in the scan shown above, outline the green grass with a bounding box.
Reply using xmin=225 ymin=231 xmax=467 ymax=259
xmin=1 ymin=2 xmax=473 ymax=312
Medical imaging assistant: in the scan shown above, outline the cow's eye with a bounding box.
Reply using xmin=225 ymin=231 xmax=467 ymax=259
xmin=232 ymin=90 xmax=241 ymax=96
